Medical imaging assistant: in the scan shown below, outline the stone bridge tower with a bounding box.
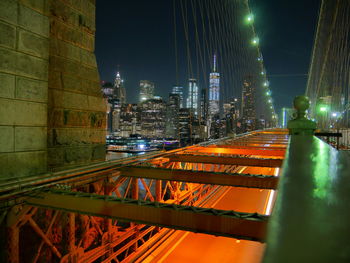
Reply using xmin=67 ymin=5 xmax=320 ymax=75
xmin=0 ymin=0 xmax=106 ymax=178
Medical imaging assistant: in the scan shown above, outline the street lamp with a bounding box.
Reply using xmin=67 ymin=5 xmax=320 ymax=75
xmin=251 ymin=37 xmax=259 ymax=45
xmin=245 ymin=14 xmax=254 ymax=24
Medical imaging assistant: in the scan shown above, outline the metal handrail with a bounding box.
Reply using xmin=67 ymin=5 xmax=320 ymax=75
xmin=263 ymin=135 xmax=350 ymax=263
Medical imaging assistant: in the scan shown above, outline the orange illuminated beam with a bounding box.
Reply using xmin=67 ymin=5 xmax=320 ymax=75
xmin=187 ymin=147 xmax=286 ymax=157
xmin=168 ymin=155 xmax=283 ymax=167
xmin=26 ymin=190 xmax=268 ymax=242
xmin=120 ymin=167 xmax=279 ymax=189
xmin=211 ymin=145 xmax=287 ymax=150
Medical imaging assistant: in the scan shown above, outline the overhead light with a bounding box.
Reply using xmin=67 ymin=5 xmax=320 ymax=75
xmin=252 ymin=37 xmax=259 ymax=45
xmin=246 ymin=14 xmax=254 ymax=24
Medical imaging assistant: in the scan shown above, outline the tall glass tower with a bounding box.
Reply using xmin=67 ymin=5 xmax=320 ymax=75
xmin=172 ymin=86 xmax=184 ymax=108
xmin=114 ymin=71 xmax=126 ymax=105
xmin=186 ymin=78 xmax=199 ymax=116
xmin=209 ymin=54 xmax=220 ymax=116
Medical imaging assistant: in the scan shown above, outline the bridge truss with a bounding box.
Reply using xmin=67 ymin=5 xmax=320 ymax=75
xmin=1 ymin=130 xmax=288 ymax=263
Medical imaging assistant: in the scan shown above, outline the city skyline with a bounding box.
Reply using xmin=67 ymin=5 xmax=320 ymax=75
xmin=95 ymin=0 xmax=321 ymax=112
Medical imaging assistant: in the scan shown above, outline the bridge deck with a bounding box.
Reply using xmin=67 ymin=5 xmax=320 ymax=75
xmin=2 ymin=129 xmax=291 ymax=263
xmin=134 ymin=131 xmax=287 ymax=263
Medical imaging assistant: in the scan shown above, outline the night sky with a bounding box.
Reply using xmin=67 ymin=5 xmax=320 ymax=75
xmin=95 ymin=0 xmax=321 ymax=112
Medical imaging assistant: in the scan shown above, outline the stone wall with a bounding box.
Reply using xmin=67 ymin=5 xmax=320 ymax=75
xmin=0 ymin=0 xmax=49 ymax=178
xmin=47 ymin=0 xmax=106 ymax=170
xmin=0 ymin=0 xmax=106 ymax=178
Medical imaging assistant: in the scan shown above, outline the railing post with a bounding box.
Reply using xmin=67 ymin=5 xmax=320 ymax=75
xmin=287 ymin=96 xmax=316 ymax=135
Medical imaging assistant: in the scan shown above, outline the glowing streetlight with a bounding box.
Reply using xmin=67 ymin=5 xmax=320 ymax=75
xmin=266 ymin=90 xmax=271 ymax=96
xmin=263 ymin=81 xmax=269 ymax=87
xmin=251 ymin=37 xmax=259 ymax=45
xmin=245 ymin=14 xmax=254 ymax=24
xmin=319 ymin=106 xmax=328 ymax=113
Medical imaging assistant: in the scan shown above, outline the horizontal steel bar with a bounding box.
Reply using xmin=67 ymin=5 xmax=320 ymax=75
xmin=187 ymin=147 xmax=286 ymax=157
xmin=167 ymin=155 xmax=283 ymax=167
xmin=26 ymin=189 xmax=268 ymax=242
xmin=233 ymin=138 xmax=288 ymax=143
xmin=120 ymin=167 xmax=279 ymax=189
xmin=213 ymin=145 xmax=288 ymax=151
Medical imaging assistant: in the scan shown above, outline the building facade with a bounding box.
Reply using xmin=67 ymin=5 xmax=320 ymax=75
xmin=166 ymin=94 xmax=180 ymax=139
xmin=209 ymin=54 xmax=220 ymax=117
xmin=186 ymin=78 xmax=199 ymax=116
xmin=114 ymin=72 xmax=126 ymax=105
xmin=241 ymin=76 xmax=256 ymax=131
xmin=172 ymin=86 xmax=184 ymax=108
xmin=179 ymin=108 xmax=193 ymax=146
xmin=140 ymin=98 xmax=166 ymax=138
xmin=119 ymin=104 xmax=141 ymax=137
xmin=139 ymin=80 xmax=155 ymax=102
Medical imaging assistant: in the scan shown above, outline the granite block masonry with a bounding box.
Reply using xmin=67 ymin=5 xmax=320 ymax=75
xmin=0 ymin=0 xmax=106 ymax=178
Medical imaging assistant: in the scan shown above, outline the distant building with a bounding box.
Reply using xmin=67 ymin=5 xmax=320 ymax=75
xmin=166 ymin=94 xmax=180 ymax=139
xmin=139 ymin=80 xmax=155 ymax=102
xmin=102 ymin=81 xmax=114 ymax=134
xmin=209 ymin=54 xmax=220 ymax=117
xmin=172 ymin=86 xmax=184 ymax=108
xmin=114 ymin=72 xmax=126 ymax=105
xmin=224 ymin=98 xmax=240 ymax=120
xmin=231 ymin=98 xmax=240 ymax=120
xmin=102 ymin=81 xmax=114 ymax=97
xmin=209 ymin=114 xmax=222 ymax=139
xmin=280 ymin=107 xmax=294 ymax=128
xmin=200 ymin=88 xmax=208 ymax=122
xmin=140 ymin=98 xmax=166 ymax=138
xmin=241 ymin=76 xmax=256 ymax=131
xmin=119 ymin=104 xmax=140 ymax=137
xmin=179 ymin=108 xmax=193 ymax=146
xmin=186 ymin=78 xmax=199 ymax=116
xmin=102 ymin=72 xmax=126 ymax=135
xmin=223 ymin=103 xmax=231 ymax=115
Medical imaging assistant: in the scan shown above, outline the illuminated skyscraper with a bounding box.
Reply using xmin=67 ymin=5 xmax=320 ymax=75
xmin=209 ymin=54 xmax=220 ymax=116
xmin=140 ymin=98 xmax=166 ymax=138
xmin=241 ymin=76 xmax=256 ymax=131
xmin=280 ymin=107 xmax=294 ymax=128
xmin=114 ymin=72 xmax=126 ymax=105
xmin=172 ymin=86 xmax=184 ymax=108
xmin=139 ymin=80 xmax=155 ymax=102
xmin=166 ymin=93 xmax=180 ymax=139
xmin=186 ymin=78 xmax=199 ymax=116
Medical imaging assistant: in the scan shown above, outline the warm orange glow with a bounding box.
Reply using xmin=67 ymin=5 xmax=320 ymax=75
xmin=187 ymin=147 xmax=286 ymax=157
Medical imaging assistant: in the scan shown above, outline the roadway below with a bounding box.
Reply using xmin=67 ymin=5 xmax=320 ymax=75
xmin=137 ymin=166 xmax=278 ymax=263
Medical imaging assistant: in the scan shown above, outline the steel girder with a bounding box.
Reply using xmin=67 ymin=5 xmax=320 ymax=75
xmin=187 ymin=147 xmax=286 ymax=157
xmin=212 ymin=145 xmax=287 ymax=151
xmin=25 ymin=189 xmax=268 ymax=242
xmin=167 ymin=154 xmax=283 ymax=167
xmin=120 ymin=167 xmax=279 ymax=189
